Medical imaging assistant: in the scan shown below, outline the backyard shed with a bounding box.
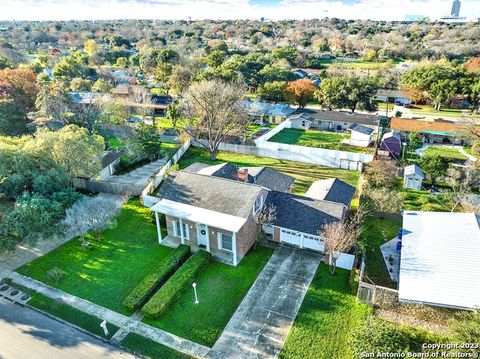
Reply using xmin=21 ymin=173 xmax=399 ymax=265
xmin=399 ymin=211 xmax=480 ymax=310
xmin=380 ymin=131 xmax=402 ymax=159
xmin=403 ymin=164 xmax=424 ymax=190
xmin=348 ymin=123 xmax=374 ymax=147
xmin=288 ymin=113 xmax=313 ymax=130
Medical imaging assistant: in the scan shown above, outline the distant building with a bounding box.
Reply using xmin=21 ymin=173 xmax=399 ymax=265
xmin=451 ymin=0 xmax=461 ymax=17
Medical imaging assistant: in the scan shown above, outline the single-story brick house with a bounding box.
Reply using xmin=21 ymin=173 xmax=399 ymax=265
xmin=150 ymin=162 xmax=355 ymax=266
xmin=242 ymin=100 xmax=296 ymax=124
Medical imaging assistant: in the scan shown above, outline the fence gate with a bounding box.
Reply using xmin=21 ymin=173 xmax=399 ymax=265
xmin=357 ymin=282 xmax=375 ymax=304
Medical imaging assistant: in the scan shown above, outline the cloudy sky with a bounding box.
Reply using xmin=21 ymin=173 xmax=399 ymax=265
xmin=0 ymin=0 xmax=479 ymax=21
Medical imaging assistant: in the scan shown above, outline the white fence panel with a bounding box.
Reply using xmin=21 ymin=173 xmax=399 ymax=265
xmin=329 ymin=253 xmax=356 ymax=270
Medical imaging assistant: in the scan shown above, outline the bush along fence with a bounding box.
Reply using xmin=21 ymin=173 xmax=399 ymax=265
xmin=142 ymin=250 xmax=211 ymax=318
xmin=123 ymin=244 xmax=191 ymax=312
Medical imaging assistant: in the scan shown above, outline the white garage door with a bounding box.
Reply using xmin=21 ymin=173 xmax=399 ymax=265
xmin=280 ymin=229 xmax=301 ymax=246
xmin=303 ymin=234 xmax=324 ymax=252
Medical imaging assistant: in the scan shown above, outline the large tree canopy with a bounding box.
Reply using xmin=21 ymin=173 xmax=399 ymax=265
xmin=182 ymin=79 xmax=248 ymax=160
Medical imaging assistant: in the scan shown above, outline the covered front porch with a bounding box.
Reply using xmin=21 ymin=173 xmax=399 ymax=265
xmin=150 ymin=199 xmax=246 ymax=266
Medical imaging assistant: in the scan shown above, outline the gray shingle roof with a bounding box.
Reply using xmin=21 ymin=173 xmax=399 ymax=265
xmin=294 ymin=108 xmax=381 ymax=127
xmin=245 ymin=167 xmax=295 ymax=192
xmin=158 ymin=171 xmax=263 ymax=218
xmin=305 ymin=178 xmax=356 ymax=207
xmin=349 ymin=123 xmax=374 ymax=135
xmin=242 ymin=100 xmax=295 ymax=118
xmin=183 ymin=162 xmax=295 ymax=193
xmin=382 ymin=131 xmax=401 ymax=141
xmin=265 ymin=191 xmax=345 ymax=236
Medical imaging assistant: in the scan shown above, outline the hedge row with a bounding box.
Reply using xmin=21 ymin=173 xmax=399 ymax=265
xmin=142 ymin=250 xmax=211 ymax=318
xmin=123 ymin=244 xmax=191 ymax=312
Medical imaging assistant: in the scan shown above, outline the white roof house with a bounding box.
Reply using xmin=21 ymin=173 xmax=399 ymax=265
xmin=399 ymin=211 xmax=480 ymax=310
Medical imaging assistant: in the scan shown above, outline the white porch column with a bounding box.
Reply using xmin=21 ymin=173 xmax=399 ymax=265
xmin=154 ymin=212 xmax=163 ymax=244
xmin=179 ymin=218 xmax=185 ymax=244
xmin=300 ymin=233 xmax=304 ymax=249
xmin=206 ymin=225 xmax=210 ymax=253
xmin=232 ymin=232 xmax=238 ymax=266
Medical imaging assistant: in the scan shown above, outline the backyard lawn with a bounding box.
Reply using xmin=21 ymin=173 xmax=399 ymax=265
xmin=423 ymin=146 xmax=469 ymax=161
xmin=279 ymin=264 xmax=371 ymax=359
xmin=177 ymin=147 xmax=360 ymax=194
xmin=359 ymin=216 xmax=402 ymax=288
xmin=268 ymin=128 xmax=373 ymax=154
xmin=17 ymin=199 xmax=173 ymax=315
xmin=143 ymin=246 xmax=274 ymax=347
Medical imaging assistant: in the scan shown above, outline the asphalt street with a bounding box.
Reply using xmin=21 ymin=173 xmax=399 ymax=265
xmin=0 ymin=298 xmax=137 ymax=359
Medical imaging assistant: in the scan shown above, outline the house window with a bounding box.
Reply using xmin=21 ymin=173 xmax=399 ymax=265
xmin=218 ymin=233 xmax=233 ymax=252
xmin=252 ymin=194 xmax=264 ymax=214
xmin=173 ymin=220 xmax=189 ymax=240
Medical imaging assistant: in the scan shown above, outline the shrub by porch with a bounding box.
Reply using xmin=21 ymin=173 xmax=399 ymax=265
xmin=142 ymin=250 xmax=211 ymax=318
xmin=123 ymin=244 xmax=191 ymax=312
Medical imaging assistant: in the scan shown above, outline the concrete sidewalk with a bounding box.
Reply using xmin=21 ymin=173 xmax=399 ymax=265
xmin=209 ymin=246 xmax=321 ymax=359
xmin=7 ymin=272 xmax=210 ymax=358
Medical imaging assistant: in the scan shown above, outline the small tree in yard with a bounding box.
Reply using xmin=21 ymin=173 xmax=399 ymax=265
xmin=134 ymin=123 xmax=163 ymax=160
xmin=254 ymin=204 xmax=277 ymax=249
xmin=320 ymin=206 xmax=367 ymax=275
xmin=418 ymin=155 xmax=451 ymax=186
xmin=63 ymin=195 xmax=124 ymax=239
xmin=182 ymin=79 xmax=248 ymax=160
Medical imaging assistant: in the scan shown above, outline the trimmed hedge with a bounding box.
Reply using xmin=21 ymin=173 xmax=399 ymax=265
xmin=123 ymin=244 xmax=191 ymax=312
xmin=142 ymin=250 xmax=211 ymax=318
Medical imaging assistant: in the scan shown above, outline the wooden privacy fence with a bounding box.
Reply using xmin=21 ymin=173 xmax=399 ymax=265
xmin=72 ymin=178 xmax=145 ymax=196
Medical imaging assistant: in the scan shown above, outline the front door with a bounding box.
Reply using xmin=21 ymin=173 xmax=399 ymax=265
xmin=196 ymin=224 xmax=208 ymax=247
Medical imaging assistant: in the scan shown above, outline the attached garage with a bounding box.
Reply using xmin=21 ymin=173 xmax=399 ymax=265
xmin=280 ymin=229 xmax=325 ymax=252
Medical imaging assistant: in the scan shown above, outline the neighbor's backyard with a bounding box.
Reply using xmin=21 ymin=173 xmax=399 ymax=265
xmin=268 ymin=128 xmax=374 ymax=154
xmin=177 ymin=147 xmax=360 ymax=195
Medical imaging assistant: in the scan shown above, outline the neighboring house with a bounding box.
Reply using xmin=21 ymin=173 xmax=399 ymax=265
xmin=347 ymin=123 xmax=374 ymax=147
xmin=399 ymin=211 xmax=480 ymax=310
xmin=242 ymin=100 xmax=296 ymax=124
xmin=292 ymin=108 xmax=380 ymax=133
xmin=99 ymin=150 xmax=123 ymax=180
xmin=289 ymin=113 xmax=313 ymax=130
xmin=112 ymin=85 xmax=172 ymax=116
xmin=111 ymin=69 xmax=136 ymax=86
xmin=69 ymin=92 xmax=105 ymax=106
xmin=390 ymin=117 xmax=471 ymax=145
xmin=380 ymin=131 xmax=402 ymax=159
xmin=375 ymin=89 xmax=411 ymax=106
xmin=403 ymin=164 xmax=424 ymax=190
xmin=150 ymin=163 xmax=351 ymax=266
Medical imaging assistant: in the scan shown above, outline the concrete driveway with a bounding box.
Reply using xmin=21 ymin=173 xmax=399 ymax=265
xmin=210 ymin=246 xmax=321 ymax=359
xmin=0 ymin=298 xmax=136 ymax=359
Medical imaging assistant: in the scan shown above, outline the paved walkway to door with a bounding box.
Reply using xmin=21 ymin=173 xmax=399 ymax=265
xmin=209 ymin=246 xmax=321 ymax=359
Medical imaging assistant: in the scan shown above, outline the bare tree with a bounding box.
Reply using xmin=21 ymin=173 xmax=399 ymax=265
xmin=320 ymin=206 xmax=367 ymax=275
xmin=182 ymin=79 xmax=248 ymax=160
xmin=254 ymin=204 xmax=277 ymax=249
xmin=63 ymin=195 xmax=126 ymax=239
xmin=446 ymin=166 xmax=480 ymax=212
xmin=131 ymin=88 xmax=155 ymax=123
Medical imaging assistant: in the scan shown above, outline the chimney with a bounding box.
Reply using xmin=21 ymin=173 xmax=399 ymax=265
xmin=237 ymin=168 xmax=248 ymax=182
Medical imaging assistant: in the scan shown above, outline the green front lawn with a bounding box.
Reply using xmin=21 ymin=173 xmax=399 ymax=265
xmin=17 ymin=199 xmax=173 ymax=315
xmin=359 ymin=216 xmax=402 ymax=288
xmin=423 ymin=146 xmax=468 ymax=161
xmin=121 ymin=333 xmax=191 ymax=359
xmin=12 ymin=283 xmax=120 ymax=340
xmin=280 ymin=264 xmax=371 ymax=359
xmin=268 ymin=128 xmax=373 ymax=154
xmin=107 ymin=137 xmax=125 ymax=150
xmin=177 ymin=147 xmax=359 ymax=195
xmin=143 ymin=246 xmax=274 ymax=347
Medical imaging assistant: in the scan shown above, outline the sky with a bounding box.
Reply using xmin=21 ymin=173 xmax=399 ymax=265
xmin=0 ymin=0 xmax=479 ymax=22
